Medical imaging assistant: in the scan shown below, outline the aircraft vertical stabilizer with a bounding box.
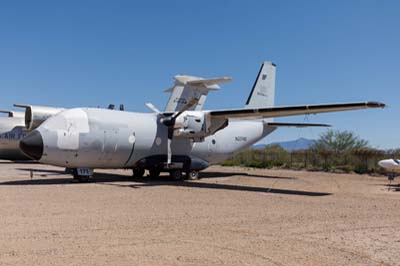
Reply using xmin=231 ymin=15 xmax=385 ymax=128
xmin=245 ymin=61 xmax=276 ymax=110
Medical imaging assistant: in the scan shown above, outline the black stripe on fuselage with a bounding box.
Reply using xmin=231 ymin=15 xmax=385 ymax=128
xmin=124 ymin=133 xmax=135 ymax=166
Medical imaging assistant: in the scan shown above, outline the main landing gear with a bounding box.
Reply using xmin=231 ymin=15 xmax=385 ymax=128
xmin=132 ymin=168 xmax=145 ymax=178
xmin=169 ymin=169 xmax=200 ymax=180
xmin=132 ymin=167 xmax=200 ymax=181
xmin=149 ymin=169 xmax=161 ymax=178
xmin=186 ymin=170 xmax=199 ymax=180
xmin=170 ymin=169 xmax=199 ymax=180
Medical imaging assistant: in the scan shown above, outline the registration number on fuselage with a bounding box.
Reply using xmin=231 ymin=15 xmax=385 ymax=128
xmin=77 ymin=168 xmax=93 ymax=176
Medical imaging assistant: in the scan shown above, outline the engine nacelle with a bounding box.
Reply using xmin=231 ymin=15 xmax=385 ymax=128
xmin=174 ymin=111 xmax=207 ymax=140
xmin=14 ymin=104 xmax=65 ymax=131
xmin=174 ymin=111 xmax=228 ymax=141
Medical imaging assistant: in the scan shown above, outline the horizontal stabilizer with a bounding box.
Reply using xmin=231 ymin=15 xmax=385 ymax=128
xmin=186 ymin=77 xmax=232 ymax=87
xmin=266 ymin=122 xmax=331 ymax=128
xmin=165 ymin=75 xmax=232 ymax=91
xmin=164 ymin=75 xmax=232 ymax=112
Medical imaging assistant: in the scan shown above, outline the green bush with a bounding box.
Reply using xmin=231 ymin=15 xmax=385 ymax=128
xmin=220 ymin=130 xmax=396 ymax=175
xmin=337 ymin=165 xmax=354 ymax=173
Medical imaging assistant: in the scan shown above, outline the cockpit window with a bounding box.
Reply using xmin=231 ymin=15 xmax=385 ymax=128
xmin=395 ymin=159 xmax=400 ymax=164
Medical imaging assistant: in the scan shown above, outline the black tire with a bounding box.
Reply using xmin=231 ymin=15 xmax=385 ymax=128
xmin=149 ymin=169 xmax=160 ymax=178
xmin=186 ymin=170 xmax=199 ymax=180
xmin=170 ymin=170 xmax=183 ymax=180
xmin=65 ymin=168 xmax=74 ymax=174
xmin=133 ymin=168 xmax=145 ymax=178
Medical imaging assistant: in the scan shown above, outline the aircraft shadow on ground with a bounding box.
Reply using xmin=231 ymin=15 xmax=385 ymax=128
xmin=384 ymin=183 xmax=400 ymax=192
xmin=200 ymin=172 xmax=295 ymax=180
xmin=104 ymin=181 xmax=332 ymax=196
xmin=0 ymin=161 xmax=38 ymax=164
xmin=17 ymin=168 xmax=67 ymax=175
xmin=369 ymin=183 xmax=400 ymax=192
xmin=0 ymin=170 xmax=330 ymax=197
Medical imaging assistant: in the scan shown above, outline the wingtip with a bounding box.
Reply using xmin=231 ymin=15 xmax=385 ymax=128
xmin=366 ymin=101 xmax=386 ymax=108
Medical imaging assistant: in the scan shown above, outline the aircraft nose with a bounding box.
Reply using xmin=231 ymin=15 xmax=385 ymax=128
xmin=19 ymin=130 xmax=44 ymax=160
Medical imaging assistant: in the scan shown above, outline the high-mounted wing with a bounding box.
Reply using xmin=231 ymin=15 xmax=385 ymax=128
xmin=265 ymin=122 xmax=331 ymax=128
xmin=159 ymin=101 xmax=384 ymax=141
xmin=208 ymin=102 xmax=385 ymax=119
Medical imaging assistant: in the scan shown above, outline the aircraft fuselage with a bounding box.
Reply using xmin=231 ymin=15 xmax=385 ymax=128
xmin=33 ymin=108 xmax=275 ymax=169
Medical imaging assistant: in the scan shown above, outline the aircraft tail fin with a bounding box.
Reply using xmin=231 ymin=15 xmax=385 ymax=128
xmin=164 ymin=75 xmax=232 ymax=112
xmin=245 ymin=61 xmax=276 ymax=109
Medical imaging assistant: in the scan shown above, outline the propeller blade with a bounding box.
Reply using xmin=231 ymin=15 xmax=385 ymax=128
xmin=167 ymin=127 xmax=174 ymax=165
xmin=145 ymin=102 xmax=161 ymax=114
xmin=162 ymin=97 xmax=199 ymax=165
xmin=171 ymin=98 xmax=199 ymax=119
xmin=167 ymin=138 xmax=172 ymax=165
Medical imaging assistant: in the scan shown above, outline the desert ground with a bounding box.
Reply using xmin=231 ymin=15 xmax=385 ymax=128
xmin=0 ymin=161 xmax=399 ymax=266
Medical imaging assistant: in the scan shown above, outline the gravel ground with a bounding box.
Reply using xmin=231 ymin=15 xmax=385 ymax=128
xmin=0 ymin=161 xmax=399 ymax=266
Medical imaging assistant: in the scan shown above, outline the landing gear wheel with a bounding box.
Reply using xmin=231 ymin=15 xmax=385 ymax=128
xmin=186 ymin=170 xmax=199 ymax=180
xmin=149 ymin=169 xmax=160 ymax=178
xmin=133 ymin=168 xmax=145 ymax=178
xmin=65 ymin=168 xmax=73 ymax=174
xmin=170 ymin=170 xmax=183 ymax=180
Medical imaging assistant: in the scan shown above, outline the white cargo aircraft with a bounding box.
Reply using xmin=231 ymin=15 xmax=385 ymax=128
xmin=19 ymin=61 xmax=385 ymax=181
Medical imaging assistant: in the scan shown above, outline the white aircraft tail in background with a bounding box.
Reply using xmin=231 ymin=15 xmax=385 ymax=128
xmin=164 ymin=75 xmax=232 ymax=112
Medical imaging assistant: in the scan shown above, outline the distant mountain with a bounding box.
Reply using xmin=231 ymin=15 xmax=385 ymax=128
xmin=253 ymin=138 xmax=316 ymax=151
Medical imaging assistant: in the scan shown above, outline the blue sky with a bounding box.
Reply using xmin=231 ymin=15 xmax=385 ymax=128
xmin=0 ymin=1 xmax=399 ymax=149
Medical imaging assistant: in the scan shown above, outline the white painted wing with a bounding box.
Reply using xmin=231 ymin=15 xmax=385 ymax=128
xmin=265 ymin=122 xmax=331 ymax=128
xmin=208 ymin=102 xmax=385 ymax=119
